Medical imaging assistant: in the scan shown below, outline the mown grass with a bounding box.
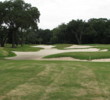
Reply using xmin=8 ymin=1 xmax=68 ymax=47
xmin=0 ymin=60 xmax=110 ymax=100
xmin=54 ymin=44 xmax=73 ymax=49
xmin=44 ymin=52 xmax=110 ymax=60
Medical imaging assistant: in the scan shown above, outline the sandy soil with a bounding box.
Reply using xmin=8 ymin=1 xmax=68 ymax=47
xmin=42 ymin=57 xmax=88 ymax=61
xmin=92 ymin=58 xmax=110 ymax=62
xmin=6 ymin=45 xmax=110 ymax=62
xmin=66 ymin=45 xmax=93 ymax=49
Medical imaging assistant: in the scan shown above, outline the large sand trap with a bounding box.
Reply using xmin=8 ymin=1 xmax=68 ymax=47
xmin=6 ymin=45 xmax=108 ymax=61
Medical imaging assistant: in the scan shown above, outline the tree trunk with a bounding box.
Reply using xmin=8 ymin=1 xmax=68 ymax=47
xmin=74 ymin=33 xmax=81 ymax=44
xmin=20 ymin=34 xmax=24 ymax=47
xmin=0 ymin=38 xmax=7 ymax=47
xmin=12 ymin=31 xmax=16 ymax=48
xmin=1 ymin=42 xmax=5 ymax=47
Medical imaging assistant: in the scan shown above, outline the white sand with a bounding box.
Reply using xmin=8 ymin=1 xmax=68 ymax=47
xmin=92 ymin=59 xmax=110 ymax=62
xmin=6 ymin=45 xmax=109 ymax=62
xmin=33 ymin=45 xmax=55 ymax=49
xmin=66 ymin=45 xmax=93 ymax=49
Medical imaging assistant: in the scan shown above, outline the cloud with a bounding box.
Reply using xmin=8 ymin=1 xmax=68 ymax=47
xmin=0 ymin=0 xmax=110 ymax=29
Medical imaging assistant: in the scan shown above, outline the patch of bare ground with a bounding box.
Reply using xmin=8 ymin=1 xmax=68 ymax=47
xmin=39 ymin=65 xmax=89 ymax=100
xmin=6 ymin=83 xmax=43 ymax=96
xmin=73 ymin=88 xmax=87 ymax=96
xmin=39 ymin=66 xmax=65 ymax=100
xmin=0 ymin=64 xmax=58 ymax=100
xmin=0 ymin=64 xmax=63 ymax=100
xmin=77 ymin=65 xmax=107 ymax=99
xmin=29 ymin=64 xmax=61 ymax=82
xmin=0 ymin=84 xmax=44 ymax=100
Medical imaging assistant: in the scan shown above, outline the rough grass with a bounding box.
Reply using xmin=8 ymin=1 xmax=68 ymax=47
xmin=44 ymin=52 xmax=110 ymax=60
xmin=0 ymin=60 xmax=110 ymax=100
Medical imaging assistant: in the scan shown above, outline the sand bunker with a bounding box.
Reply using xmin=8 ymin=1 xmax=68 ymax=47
xmin=66 ymin=45 xmax=93 ymax=49
xmin=6 ymin=45 xmax=109 ymax=62
xmin=43 ymin=57 xmax=87 ymax=61
xmin=33 ymin=45 xmax=55 ymax=49
xmin=92 ymin=58 xmax=110 ymax=62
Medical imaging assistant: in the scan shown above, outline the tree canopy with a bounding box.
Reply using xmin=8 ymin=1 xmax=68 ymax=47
xmin=0 ymin=0 xmax=110 ymax=46
xmin=0 ymin=0 xmax=40 ymax=47
xmin=51 ymin=18 xmax=110 ymax=44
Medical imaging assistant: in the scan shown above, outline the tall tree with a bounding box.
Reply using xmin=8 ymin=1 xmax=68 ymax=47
xmin=0 ymin=1 xmax=8 ymax=47
xmin=3 ymin=0 xmax=40 ymax=47
xmin=67 ymin=20 xmax=85 ymax=44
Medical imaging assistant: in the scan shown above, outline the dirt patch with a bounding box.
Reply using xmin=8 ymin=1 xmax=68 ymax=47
xmin=77 ymin=66 xmax=103 ymax=96
xmin=74 ymin=88 xmax=87 ymax=96
xmin=7 ymin=83 xmax=43 ymax=96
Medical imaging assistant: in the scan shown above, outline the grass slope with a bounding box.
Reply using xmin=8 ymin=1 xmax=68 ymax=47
xmin=0 ymin=47 xmax=16 ymax=59
xmin=0 ymin=60 xmax=110 ymax=100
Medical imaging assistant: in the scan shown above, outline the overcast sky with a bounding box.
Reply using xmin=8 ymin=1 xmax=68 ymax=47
xmin=1 ymin=0 xmax=110 ymax=29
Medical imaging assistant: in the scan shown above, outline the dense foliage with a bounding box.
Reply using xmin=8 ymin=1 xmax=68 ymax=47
xmin=51 ymin=18 xmax=110 ymax=44
xmin=29 ymin=18 xmax=110 ymax=45
xmin=0 ymin=0 xmax=110 ymax=47
xmin=0 ymin=0 xmax=40 ymax=47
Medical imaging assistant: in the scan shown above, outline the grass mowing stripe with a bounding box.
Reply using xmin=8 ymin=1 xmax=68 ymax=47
xmin=0 ymin=60 xmax=110 ymax=100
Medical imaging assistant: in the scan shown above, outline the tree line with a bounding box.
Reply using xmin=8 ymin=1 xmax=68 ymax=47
xmin=51 ymin=18 xmax=110 ymax=44
xmin=27 ymin=18 xmax=110 ymax=45
xmin=0 ymin=0 xmax=40 ymax=48
xmin=1 ymin=0 xmax=110 ymax=47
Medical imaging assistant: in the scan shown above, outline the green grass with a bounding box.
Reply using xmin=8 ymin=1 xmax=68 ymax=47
xmin=0 ymin=60 xmax=110 ymax=100
xmin=54 ymin=44 xmax=110 ymax=51
xmin=54 ymin=44 xmax=73 ymax=49
xmin=82 ymin=44 xmax=110 ymax=51
xmin=5 ymin=44 xmax=42 ymax=52
xmin=44 ymin=44 xmax=110 ymax=60
xmin=94 ymin=44 xmax=110 ymax=51
xmin=0 ymin=47 xmax=16 ymax=59
xmin=44 ymin=52 xmax=110 ymax=60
